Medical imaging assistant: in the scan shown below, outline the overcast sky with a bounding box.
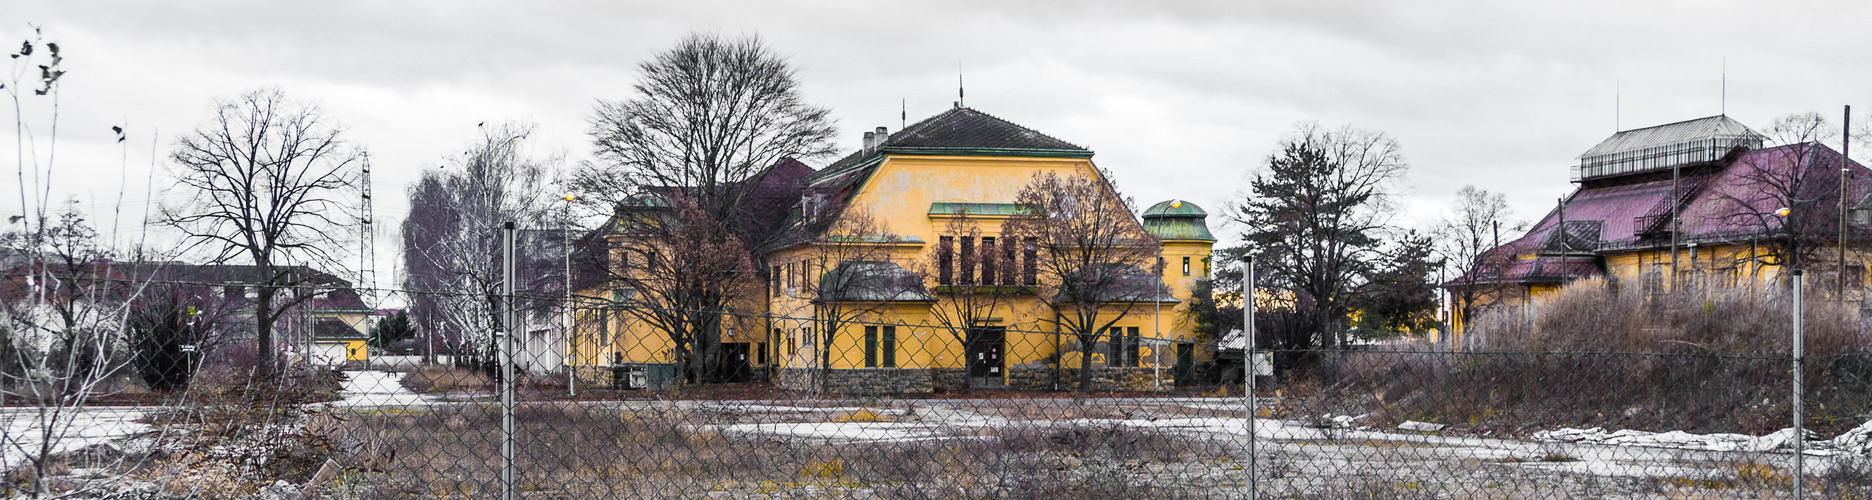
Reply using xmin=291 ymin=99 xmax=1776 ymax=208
xmin=5 ymin=1 xmax=1871 ymax=298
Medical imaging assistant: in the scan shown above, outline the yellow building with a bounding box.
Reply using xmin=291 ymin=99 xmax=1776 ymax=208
xmin=1445 ymin=115 xmax=1872 ymax=341
xmin=571 ymin=107 xmax=1215 ymax=393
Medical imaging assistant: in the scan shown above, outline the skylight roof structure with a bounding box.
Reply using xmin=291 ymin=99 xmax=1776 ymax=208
xmin=1573 ymin=115 xmax=1764 ymax=181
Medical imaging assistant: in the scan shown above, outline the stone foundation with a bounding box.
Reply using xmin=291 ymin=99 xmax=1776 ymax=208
xmin=775 ymin=367 xmax=937 ymax=395
xmin=770 ymin=365 xmax=1180 ymax=394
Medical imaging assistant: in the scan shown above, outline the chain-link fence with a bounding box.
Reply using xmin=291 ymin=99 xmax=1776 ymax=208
xmin=6 ymin=286 xmax=1872 ymax=499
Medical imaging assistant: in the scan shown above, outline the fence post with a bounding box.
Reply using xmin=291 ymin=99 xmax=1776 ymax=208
xmin=1792 ymin=268 xmax=1804 ymax=500
xmin=501 ymin=221 xmax=517 ymax=500
xmin=1243 ymin=254 xmax=1257 ymax=499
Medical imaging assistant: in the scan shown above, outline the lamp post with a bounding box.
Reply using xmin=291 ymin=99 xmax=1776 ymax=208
xmin=1776 ymin=206 xmax=1806 ymax=500
xmin=563 ymin=194 xmax=576 ymax=398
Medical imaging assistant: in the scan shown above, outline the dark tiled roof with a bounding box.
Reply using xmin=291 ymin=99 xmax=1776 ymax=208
xmin=808 ymin=107 xmax=1089 ymax=185
xmin=880 ymin=107 xmax=1085 ymax=151
xmin=312 ymin=318 xmax=367 ymax=340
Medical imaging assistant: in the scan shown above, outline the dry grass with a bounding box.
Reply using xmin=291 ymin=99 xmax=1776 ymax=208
xmin=399 ymin=365 xmax=492 ymax=394
xmin=1283 ymin=278 xmax=1872 ymax=437
xmin=316 ymin=403 xmax=1221 ymax=498
xmin=1476 ymin=277 xmax=1864 ymax=355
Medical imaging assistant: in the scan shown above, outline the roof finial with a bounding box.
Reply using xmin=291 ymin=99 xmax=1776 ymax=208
xmin=958 ymin=62 xmax=965 ymax=108
xmin=901 ymin=98 xmax=906 ymax=129
xmin=1721 ymin=57 xmax=1727 ymax=116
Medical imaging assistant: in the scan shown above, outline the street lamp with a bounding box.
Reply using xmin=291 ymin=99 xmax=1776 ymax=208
xmin=563 ymin=194 xmax=577 ymax=398
xmin=1775 ymin=206 xmax=1807 ymax=499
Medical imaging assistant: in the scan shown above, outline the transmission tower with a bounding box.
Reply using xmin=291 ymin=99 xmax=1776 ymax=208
xmin=358 ymin=154 xmax=377 ymax=310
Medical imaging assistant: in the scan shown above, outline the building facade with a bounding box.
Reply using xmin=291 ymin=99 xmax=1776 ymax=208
xmin=1445 ymin=115 xmax=1872 ymax=340
xmin=570 ymin=107 xmax=1216 ymax=393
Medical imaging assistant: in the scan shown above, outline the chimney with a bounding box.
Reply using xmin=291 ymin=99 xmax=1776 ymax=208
xmin=874 ymin=126 xmax=889 ymax=148
xmin=862 ymin=131 xmax=876 ymax=152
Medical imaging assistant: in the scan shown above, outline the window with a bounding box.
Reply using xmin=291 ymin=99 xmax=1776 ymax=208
xmin=1022 ymin=237 xmax=1038 ymax=286
xmin=1642 ymin=269 xmax=1664 ymax=299
xmin=1182 ymin=256 xmax=1191 ymax=276
xmin=757 ymin=342 xmax=768 ymax=365
xmin=1127 ymin=327 xmax=1140 ymax=367
xmin=959 ymin=237 xmax=976 ymax=285
xmin=981 ymin=237 xmax=997 ymax=286
xmin=865 ymin=325 xmax=897 ymax=368
xmin=1000 ymin=237 xmax=1017 ymax=286
xmin=1108 ymin=327 xmax=1141 ymax=367
xmin=865 ymin=326 xmax=878 ymax=368
xmin=882 ymin=326 xmax=896 ymax=368
xmin=938 ymin=236 xmax=954 ymax=285
xmin=1203 ymin=257 xmax=1211 ymax=278
xmin=599 ymin=309 xmax=611 ymax=346
xmin=771 ymin=265 xmax=781 ymax=297
xmin=1713 ymin=267 xmax=1739 ymax=288
xmin=1677 ymin=269 xmax=1703 ymax=291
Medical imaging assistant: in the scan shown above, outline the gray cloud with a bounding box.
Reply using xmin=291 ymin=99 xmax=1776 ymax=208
xmin=5 ymin=0 xmax=1870 ymax=288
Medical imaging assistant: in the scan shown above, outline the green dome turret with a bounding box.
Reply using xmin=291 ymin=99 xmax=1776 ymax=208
xmin=1142 ymin=199 xmax=1214 ymax=241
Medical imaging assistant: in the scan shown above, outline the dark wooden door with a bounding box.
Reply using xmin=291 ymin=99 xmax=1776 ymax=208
xmin=721 ymin=342 xmax=752 ymax=382
xmin=1174 ymin=343 xmax=1196 ymax=386
xmin=966 ymin=327 xmax=1006 ymax=383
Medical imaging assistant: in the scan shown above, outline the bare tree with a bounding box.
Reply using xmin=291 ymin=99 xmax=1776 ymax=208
xmin=1712 ymin=113 xmax=1846 ymax=277
xmin=1003 ymin=171 xmax=1162 ymax=393
xmin=913 ymin=213 xmax=1012 ymax=392
xmin=1435 ymin=185 xmax=1520 ymax=339
xmin=162 ymin=88 xmax=363 ymax=378
xmin=1229 ymin=122 xmax=1409 ymax=351
xmin=0 ymin=33 xmax=160 ymax=498
xmin=0 ymin=202 xmax=140 ymax=499
xmin=400 ymin=123 xmax=558 ymax=370
xmin=600 ymin=193 xmax=756 ymax=385
xmin=400 ymin=174 xmax=457 ymax=362
xmin=797 ymin=208 xmax=921 ymax=393
xmin=572 ymin=32 xmax=837 ymax=249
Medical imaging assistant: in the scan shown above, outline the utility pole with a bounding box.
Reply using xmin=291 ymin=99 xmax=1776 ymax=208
xmin=1841 ymin=105 xmax=1853 ymax=302
xmin=1242 ymin=253 xmax=1257 ymax=500
xmin=564 ymin=194 xmax=577 ymax=397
